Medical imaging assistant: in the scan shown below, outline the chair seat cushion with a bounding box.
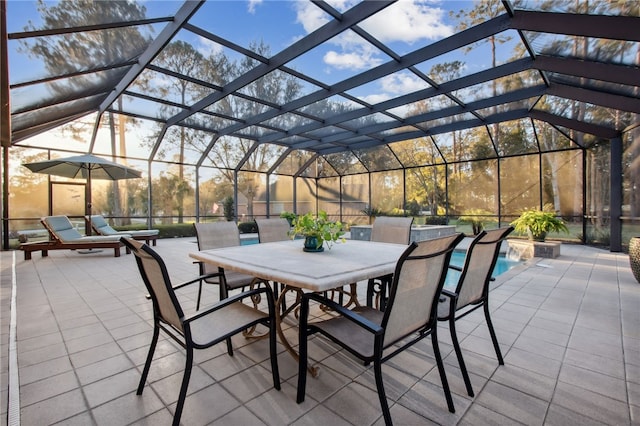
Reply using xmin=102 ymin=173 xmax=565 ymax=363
xmin=75 ymin=235 xmax=129 ymax=243
xmin=312 ymin=306 xmax=383 ymax=359
xmin=102 ymin=229 xmax=159 ymax=236
xmin=189 ymin=301 xmax=268 ymax=345
xmin=205 ymin=270 xmax=260 ymax=289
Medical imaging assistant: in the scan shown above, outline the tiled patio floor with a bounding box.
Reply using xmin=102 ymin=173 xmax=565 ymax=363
xmin=1 ymin=237 xmax=638 ymax=425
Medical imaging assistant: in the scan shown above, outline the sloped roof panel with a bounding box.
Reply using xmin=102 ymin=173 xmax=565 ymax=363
xmin=4 ymin=1 xmax=639 ymax=172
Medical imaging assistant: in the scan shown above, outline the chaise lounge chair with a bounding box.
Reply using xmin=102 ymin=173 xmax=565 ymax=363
xmin=89 ymin=215 xmax=159 ymax=246
xmin=19 ymin=215 xmax=131 ymax=260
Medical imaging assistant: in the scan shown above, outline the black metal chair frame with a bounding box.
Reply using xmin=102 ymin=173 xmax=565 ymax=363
xmin=438 ymin=227 xmax=514 ymax=397
xmin=297 ymin=234 xmax=464 ymax=425
xmin=193 ymin=222 xmax=268 ymax=311
xmin=365 ymin=216 xmax=414 ymax=310
xmin=121 ymin=237 xmax=280 ymax=426
xmin=255 ymin=217 xmax=292 ymax=311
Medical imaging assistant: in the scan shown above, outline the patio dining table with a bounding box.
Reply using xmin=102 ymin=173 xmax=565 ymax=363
xmin=189 ymin=239 xmax=408 ymax=375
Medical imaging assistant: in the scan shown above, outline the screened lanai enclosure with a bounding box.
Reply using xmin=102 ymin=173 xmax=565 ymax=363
xmin=1 ymin=0 xmax=639 ymax=252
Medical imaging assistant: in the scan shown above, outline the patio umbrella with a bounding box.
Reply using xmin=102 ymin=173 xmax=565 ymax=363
xmin=23 ymin=154 xmax=142 ymax=234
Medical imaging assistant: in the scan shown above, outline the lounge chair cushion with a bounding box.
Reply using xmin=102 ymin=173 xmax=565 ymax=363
xmin=43 ymin=216 xmax=125 ymax=243
xmin=90 ymin=215 xmax=159 ymax=237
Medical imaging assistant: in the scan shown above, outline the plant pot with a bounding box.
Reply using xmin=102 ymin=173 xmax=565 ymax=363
xmin=303 ymin=236 xmax=324 ymax=252
xmin=630 ymin=237 xmax=640 ymax=283
xmin=527 ymin=229 xmax=546 ymax=242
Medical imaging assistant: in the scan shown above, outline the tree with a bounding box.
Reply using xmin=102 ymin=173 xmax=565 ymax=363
xmin=19 ymin=0 xmax=152 ymax=221
xmin=9 ymin=150 xmax=50 ymax=223
xmin=150 ymin=41 xmax=205 ymax=222
xmin=198 ymin=41 xmax=304 ymax=219
xmin=151 ymin=171 xmax=193 ymax=225
xmin=451 ymin=0 xmax=512 ymax=149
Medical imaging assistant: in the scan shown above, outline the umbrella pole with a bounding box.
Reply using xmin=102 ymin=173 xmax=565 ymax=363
xmin=78 ymin=168 xmax=102 ymax=254
xmin=85 ymin=168 xmax=92 ymax=236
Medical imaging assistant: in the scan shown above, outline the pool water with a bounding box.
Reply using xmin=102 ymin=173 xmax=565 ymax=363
xmin=444 ymin=251 xmax=519 ymax=289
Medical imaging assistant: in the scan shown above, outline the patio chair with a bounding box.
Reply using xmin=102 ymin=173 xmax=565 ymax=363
xmin=297 ymin=233 xmax=465 ymax=424
xmin=437 ymin=227 xmax=514 ymax=397
xmin=255 ymin=217 xmax=291 ymax=243
xmin=255 ymin=217 xmax=291 ymax=308
xmin=89 ymin=214 xmax=159 ymax=245
xmin=20 ymin=215 xmax=130 ymax=259
xmin=121 ymin=237 xmax=280 ymax=426
xmin=366 ymin=216 xmax=414 ymax=310
xmin=194 ymin=222 xmax=268 ymax=310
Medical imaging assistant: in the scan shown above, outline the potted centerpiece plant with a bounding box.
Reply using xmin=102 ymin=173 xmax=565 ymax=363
xmin=510 ymin=206 xmax=569 ymax=242
xmin=289 ymin=210 xmax=346 ymax=252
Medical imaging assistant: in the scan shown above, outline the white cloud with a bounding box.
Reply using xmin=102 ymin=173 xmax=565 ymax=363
xmin=356 ymin=72 xmax=430 ymax=107
xmin=359 ymin=93 xmax=391 ymax=105
xmin=323 ymin=50 xmax=383 ymax=70
xmin=247 ymin=0 xmax=263 ymax=15
xmin=196 ymin=36 xmax=223 ymax=57
xmin=360 ymin=0 xmax=454 ymax=43
xmin=295 ymin=1 xmax=453 ymax=73
xmin=380 ymin=72 xmax=430 ymax=95
xmin=294 ymin=1 xmax=330 ymax=33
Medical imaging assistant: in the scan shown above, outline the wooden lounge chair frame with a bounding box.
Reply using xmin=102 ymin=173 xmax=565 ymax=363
xmin=19 ymin=216 xmax=130 ymax=260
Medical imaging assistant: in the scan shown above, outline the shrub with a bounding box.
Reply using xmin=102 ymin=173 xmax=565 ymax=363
xmin=223 ymin=196 xmax=234 ymax=221
xmin=457 ymin=209 xmax=498 ymax=235
xmin=238 ymin=221 xmax=258 ymax=234
xmin=405 ymin=199 xmax=421 ymax=216
xmin=423 ymin=216 xmax=448 ymax=225
xmin=361 ymin=205 xmax=385 ymax=217
xmin=154 ymin=223 xmax=196 ymax=238
xmin=279 ymin=211 xmax=297 ymax=225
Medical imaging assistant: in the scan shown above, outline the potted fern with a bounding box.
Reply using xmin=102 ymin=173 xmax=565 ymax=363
xmin=510 ymin=207 xmax=568 ymax=242
xmin=289 ymin=210 xmax=345 ymax=252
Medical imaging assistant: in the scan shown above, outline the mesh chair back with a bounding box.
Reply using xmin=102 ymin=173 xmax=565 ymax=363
xmin=194 ymin=222 xmax=242 ymax=250
xmin=383 ymin=233 xmax=463 ymax=345
xmin=370 ymin=216 xmax=414 ymax=244
xmin=194 ymin=222 xmax=242 ymax=278
xmin=455 ymin=227 xmax=514 ymax=309
xmin=122 ymin=238 xmax=184 ymax=332
xmin=256 ymin=218 xmax=291 ymax=243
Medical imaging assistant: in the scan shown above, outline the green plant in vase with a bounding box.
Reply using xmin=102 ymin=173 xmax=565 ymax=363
xmin=279 ymin=211 xmax=297 ymax=226
xmin=510 ymin=206 xmax=568 ymax=242
xmin=289 ymin=211 xmax=346 ymax=252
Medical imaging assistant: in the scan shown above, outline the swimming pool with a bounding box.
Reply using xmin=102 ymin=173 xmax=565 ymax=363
xmin=444 ymin=251 xmax=519 ymax=288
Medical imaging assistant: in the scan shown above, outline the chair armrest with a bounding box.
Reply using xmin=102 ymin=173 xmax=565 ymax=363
xmin=439 ymin=288 xmax=457 ymax=303
xmin=183 ymin=285 xmax=274 ymax=324
xmin=172 ymin=272 xmax=224 ymax=291
xmin=303 ymin=292 xmax=383 ymax=335
xmin=441 ymin=289 xmax=457 ymax=299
